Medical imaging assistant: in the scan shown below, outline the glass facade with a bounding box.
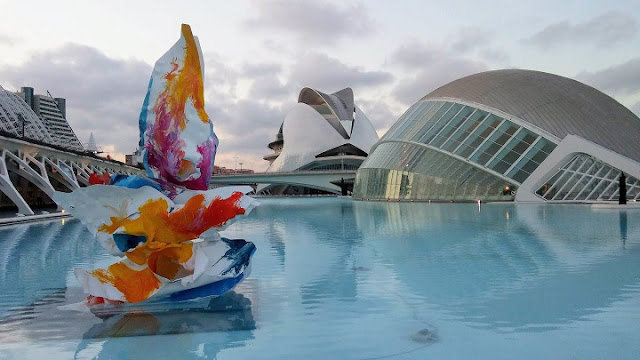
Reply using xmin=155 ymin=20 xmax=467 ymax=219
xmin=354 ymin=100 xmax=559 ymax=201
xmin=535 ymin=154 xmax=640 ymax=202
xmin=353 ymin=142 xmax=516 ymax=201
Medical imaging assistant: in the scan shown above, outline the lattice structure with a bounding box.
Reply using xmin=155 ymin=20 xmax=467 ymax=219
xmin=15 ymin=87 xmax=84 ymax=150
xmin=0 ymin=85 xmax=54 ymax=143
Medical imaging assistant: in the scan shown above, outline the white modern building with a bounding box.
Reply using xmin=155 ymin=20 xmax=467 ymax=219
xmin=353 ymin=69 xmax=640 ymax=203
xmin=15 ymin=87 xmax=84 ymax=151
xmin=261 ymin=87 xmax=379 ymax=195
xmin=0 ymin=85 xmax=55 ymax=144
xmin=1 ymin=84 xmax=139 ymax=213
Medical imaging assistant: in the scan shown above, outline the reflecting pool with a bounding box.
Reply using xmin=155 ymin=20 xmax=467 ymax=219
xmin=1 ymin=198 xmax=639 ymax=359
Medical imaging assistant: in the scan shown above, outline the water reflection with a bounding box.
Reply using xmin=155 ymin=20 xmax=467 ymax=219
xmin=0 ymin=220 xmax=103 ymax=316
xmin=352 ymin=201 xmax=640 ymax=332
xmin=1 ymin=199 xmax=639 ymax=358
xmin=620 ymin=211 xmax=628 ymax=246
xmin=75 ymin=292 xmax=255 ymax=359
xmin=0 ymin=284 xmax=256 ymax=359
xmin=84 ymin=292 xmax=255 ymax=337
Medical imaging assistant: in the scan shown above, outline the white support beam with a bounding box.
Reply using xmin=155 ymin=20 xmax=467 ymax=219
xmin=4 ymin=150 xmax=55 ymax=199
xmin=0 ymin=154 xmax=34 ymax=215
xmin=44 ymin=157 xmax=80 ymax=190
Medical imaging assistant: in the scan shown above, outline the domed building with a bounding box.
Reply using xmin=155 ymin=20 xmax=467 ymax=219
xmin=353 ymin=69 xmax=640 ymax=203
xmin=261 ymin=87 xmax=379 ymax=195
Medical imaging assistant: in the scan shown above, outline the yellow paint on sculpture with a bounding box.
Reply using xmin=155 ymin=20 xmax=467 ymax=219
xmin=98 ymin=193 xmax=245 ymax=245
xmin=157 ymin=24 xmax=209 ymax=133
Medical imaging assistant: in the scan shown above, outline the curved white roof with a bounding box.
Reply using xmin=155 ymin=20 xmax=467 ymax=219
xmin=424 ymin=69 xmax=640 ymax=163
xmin=267 ymin=87 xmax=379 ymax=172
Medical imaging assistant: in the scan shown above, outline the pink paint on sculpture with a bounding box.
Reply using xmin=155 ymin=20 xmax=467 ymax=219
xmin=139 ymin=24 xmax=217 ymax=190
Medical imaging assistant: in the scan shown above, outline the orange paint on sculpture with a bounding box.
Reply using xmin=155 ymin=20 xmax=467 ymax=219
xmin=147 ymin=244 xmax=194 ymax=280
xmin=91 ymin=191 xmax=246 ymax=301
xmin=98 ymin=191 xmax=246 ymax=244
xmin=91 ymin=262 xmax=162 ymax=303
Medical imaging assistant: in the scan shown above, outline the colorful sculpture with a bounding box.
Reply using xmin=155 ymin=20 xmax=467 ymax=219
xmin=54 ymin=24 xmax=257 ymax=307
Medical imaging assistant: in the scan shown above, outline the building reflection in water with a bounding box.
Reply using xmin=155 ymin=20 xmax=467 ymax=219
xmin=352 ymin=200 xmax=640 ymax=332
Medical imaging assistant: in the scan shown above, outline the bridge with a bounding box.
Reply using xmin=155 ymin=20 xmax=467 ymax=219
xmin=0 ymin=133 xmax=142 ymax=215
xmin=210 ymin=170 xmax=357 ymax=194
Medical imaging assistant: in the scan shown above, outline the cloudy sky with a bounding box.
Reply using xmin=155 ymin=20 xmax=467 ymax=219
xmin=1 ymin=0 xmax=638 ymax=170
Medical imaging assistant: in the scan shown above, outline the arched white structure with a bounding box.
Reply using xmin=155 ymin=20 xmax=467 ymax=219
xmin=0 ymin=135 xmax=141 ymax=215
xmin=266 ymin=87 xmax=378 ymax=173
xmin=261 ymin=87 xmax=378 ymax=194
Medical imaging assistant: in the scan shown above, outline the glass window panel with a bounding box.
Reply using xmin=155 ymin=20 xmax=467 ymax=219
xmin=567 ymin=156 xmax=586 ymax=172
xmin=419 ymin=103 xmax=463 ymax=144
xmin=443 ymin=110 xmax=487 ymax=153
xmin=543 ymin=155 xmax=580 ymax=196
xmin=393 ymin=102 xmax=433 ymax=139
xmin=594 ymin=165 xmax=611 ymax=178
xmin=628 ymin=181 xmax=640 ymax=200
xmin=506 ymin=139 xmax=555 ymax=181
xmin=411 ymin=102 xmax=452 ymax=142
xmin=537 ymin=170 xmax=564 ymax=198
xmin=600 ymin=181 xmax=619 ymax=200
xmin=537 ymin=141 xmax=557 ymax=156
xmin=402 ymin=102 xmax=437 ymax=139
xmin=470 ymin=122 xmax=518 ymax=166
xmin=455 ymin=115 xmax=502 ymax=158
xmin=404 ymin=102 xmax=442 ymax=140
xmin=583 ymin=177 xmax=607 ymax=200
xmin=383 ymin=102 xmax=424 ymax=140
xmin=430 ymin=106 xmax=475 ymax=148
xmin=563 ymin=173 xmax=591 ymax=200
xmin=550 ymin=170 xmax=577 ymax=200
xmin=489 ymin=158 xmax=512 ymax=174
xmin=576 ymin=157 xmax=596 ymax=174
xmin=381 ymin=104 xmax=417 ymax=140
xmin=510 ymin=167 xmax=531 ymax=183
xmin=574 ymin=175 xmax=601 ymax=200
xmin=605 ymin=168 xmax=619 ymax=180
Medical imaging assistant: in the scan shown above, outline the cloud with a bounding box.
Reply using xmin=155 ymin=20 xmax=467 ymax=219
xmin=240 ymin=62 xmax=295 ymax=101
xmin=0 ymin=43 xmax=151 ymax=155
xmin=451 ymin=27 xmax=493 ymax=53
xmin=290 ymin=52 xmax=393 ymax=92
xmin=387 ymin=38 xmax=490 ymax=104
xmin=576 ymin=57 xmax=640 ymax=95
xmin=0 ymin=34 xmax=14 ymax=46
xmin=210 ymin=98 xmax=287 ymax=170
xmin=357 ymin=98 xmax=399 ymax=135
xmin=203 ymin=52 xmax=241 ymax=99
xmin=387 ymin=40 xmax=444 ymax=69
xmin=525 ymin=12 xmax=638 ymax=48
xmin=393 ymin=58 xmax=489 ymax=105
xmin=479 ymin=48 xmax=509 ymax=64
xmin=243 ymin=0 xmax=375 ymax=44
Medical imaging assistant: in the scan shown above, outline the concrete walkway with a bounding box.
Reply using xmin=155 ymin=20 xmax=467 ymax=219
xmin=0 ymin=211 xmax=71 ymax=226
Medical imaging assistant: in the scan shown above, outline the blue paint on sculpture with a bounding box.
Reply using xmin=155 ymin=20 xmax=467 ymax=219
xmin=52 ymin=24 xmax=259 ymax=310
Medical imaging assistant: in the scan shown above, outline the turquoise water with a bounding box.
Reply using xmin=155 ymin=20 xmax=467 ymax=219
xmin=0 ymin=198 xmax=639 ymax=359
